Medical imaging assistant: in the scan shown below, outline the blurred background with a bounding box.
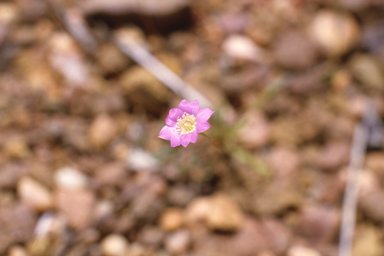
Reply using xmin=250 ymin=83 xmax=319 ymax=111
xmin=0 ymin=0 xmax=384 ymax=256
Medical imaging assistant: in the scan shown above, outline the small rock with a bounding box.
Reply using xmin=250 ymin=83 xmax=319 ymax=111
xmin=0 ymin=203 xmax=37 ymax=254
xmin=136 ymin=226 xmax=165 ymax=247
xmin=273 ymin=30 xmax=318 ymax=69
xmin=299 ymin=204 xmax=340 ymax=244
xmin=219 ymin=11 xmax=249 ymax=34
xmin=164 ymin=229 xmax=191 ymax=255
xmin=126 ymin=148 xmax=158 ymax=171
xmin=352 ymin=225 xmax=383 ymax=256
xmin=167 ymin=185 xmax=196 ymax=207
xmin=359 ymin=189 xmax=384 ymax=222
xmin=310 ymin=10 xmax=360 ymax=56
xmin=93 ymin=162 xmax=126 ymax=187
xmin=159 ymin=207 xmax=184 ymax=232
xmin=184 ymin=197 xmax=211 ymax=227
xmin=56 ymin=188 xmax=95 ymax=230
xmin=101 ymin=234 xmax=129 ymax=256
xmin=88 ymin=114 xmax=117 ymax=149
xmin=54 ymin=167 xmax=89 ymax=190
xmin=3 ymin=136 xmax=30 ymax=159
xmin=96 ymin=43 xmax=130 ymax=74
xmin=349 ymin=53 xmax=384 ymax=92
xmin=17 ymin=176 xmax=53 ymax=212
xmin=222 ymin=34 xmax=265 ymax=62
xmin=237 ymin=111 xmax=270 ymax=149
xmin=206 ymin=193 xmax=244 ymax=232
xmin=287 ymin=246 xmax=321 ymax=256
xmin=315 ymin=140 xmax=350 ymax=171
xmin=7 ymin=246 xmax=28 ymax=256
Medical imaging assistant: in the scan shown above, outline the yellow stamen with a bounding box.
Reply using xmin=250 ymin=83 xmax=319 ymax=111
xmin=176 ymin=113 xmax=196 ymax=135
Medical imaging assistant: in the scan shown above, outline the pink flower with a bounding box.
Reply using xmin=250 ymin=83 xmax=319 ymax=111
xmin=158 ymin=99 xmax=214 ymax=147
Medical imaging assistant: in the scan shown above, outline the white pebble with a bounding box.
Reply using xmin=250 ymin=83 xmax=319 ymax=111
xmin=54 ymin=167 xmax=89 ymax=190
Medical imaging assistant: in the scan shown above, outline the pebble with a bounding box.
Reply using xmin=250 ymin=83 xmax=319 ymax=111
xmin=352 ymin=224 xmax=383 ymax=256
xmin=126 ymin=148 xmax=158 ymax=171
xmin=349 ymin=53 xmax=384 ymax=92
xmin=0 ymin=203 xmax=37 ymax=254
xmin=3 ymin=136 xmax=30 ymax=159
xmin=159 ymin=207 xmax=184 ymax=232
xmin=7 ymin=245 xmax=29 ymax=256
xmin=17 ymin=176 xmax=53 ymax=212
xmin=309 ymin=10 xmax=360 ymax=56
xmin=93 ymin=162 xmax=127 ymax=187
xmin=164 ymin=229 xmax=191 ymax=255
xmin=56 ymin=188 xmax=95 ymax=230
xmin=287 ymin=246 xmax=321 ymax=256
xmin=359 ymin=189 xmax=384 ymax=222
xmin=222 ymin=34 xmax=265 ymax=62
xmin=299 ymin=204 xmax=340 ymax=244
xmin=315 ymin=140 xmax=350 ymax=171
xmin=237 ymin=110 xmax=270 ymax=149
xmin=137 ymin=226 xmax=165 ymax=247
xmin=100 ymin=234 xmax=129 ymax=256
xmin=273 ymin=30 xmax=318 ymax=69
xmin=54 ymin=166 xmax=89 ymax=190
xmin=206 ymin=193 xmax=244 ymax=232
xmin=88 ymin=114 xmax=117 ymax=149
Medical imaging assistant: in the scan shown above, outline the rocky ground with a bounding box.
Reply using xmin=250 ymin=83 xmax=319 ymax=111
xmin=1 ymin=0 xmax=384 ymax=256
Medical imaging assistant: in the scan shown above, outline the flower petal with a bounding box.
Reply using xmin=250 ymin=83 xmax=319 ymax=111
xmin=196 ymin=120 xmax=211 ymax=133
xmin=181 ymin=133 xmax=192 ymax=147
xmin=168 ymin=108 xmax=184 ymax=121
xmin=189 ymin=100 xmax=200 ymax=116
xmin=158 ymin=126 xmax=172 ymax=140
xmin=197 ymin=108 xmax=214 ymax=121
xmin=178 ymin=99 xmax=191 ymax=114
xmin=190 ymin=130 xmax=198 ymax=143
xmin=165 ymin=116 xmax=176 ymax=127
xmin=170 ymin=131 xmax=181 ymax=147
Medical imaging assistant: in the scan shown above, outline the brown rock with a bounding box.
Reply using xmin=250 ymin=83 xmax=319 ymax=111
xmin=0 ymin=203 xmax=37 ymax=253
xmin=93 ymin=162 xmax=127 ymax=187
xmin=287 ymin=246 xmax=321 ymax=256
xmin=315 ymin=140 xmax=350 ymax=171
xmin=359 ymin=189 xmax=384 ymax=222
xmin=352 ymin=225 xmax=383 ymax=256
xmin=273 ymin=30 xmax=318 ymax=69
xmin=136 ymin=226 xmax=164 ymax=247
xmin=88 ymin=114 xmax=117 ymax=149
xmin=17 ymin=176 xmax=53 ymax=212
xmin=310 ymin=10 xmax=360 ymax=56
xmin=299 ymin=204 xmax=340 ymax=244
xmin=164 ymin=229 xmax=191 ymax=255
xmin=56 ymin=188 xmax=96 ymax=230
xmin=349 ymin=54 xmax=384 ymax=92
xmin=159 ymin=207 xmax=184 ymax=232
xmin=206 ymin=193 xmax=244 ymax=232
xmin=8 ymin=245 xmax=29 ymax=256
xmin=238 ymin=111 xmax=270 ymax=149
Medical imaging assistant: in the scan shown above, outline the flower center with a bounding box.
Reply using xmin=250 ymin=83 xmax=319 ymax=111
xmin=176 ymin=113 xmax=196 ymax=135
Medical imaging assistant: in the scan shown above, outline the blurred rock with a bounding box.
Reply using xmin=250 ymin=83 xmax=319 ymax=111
xmin=218 ymin=11 xmax=249 ymax=34
xmin=17 ymin=176 xmax=53 ymax=212
xmin=273 ymin=30 xmax=318 ymax=69
xmin=164 ymin=229 xmax=191 ymax=255
xmin=287 ymin=245 xmax=321 ymax=256
xmin=88 ymin=114 xmax=118 ymax=149
xmin=126 ymin=148 xmax=158 ymax=171
xmin=206 ymin=193 xmax=244 ymax=232
xmin=237 ymin=110 xmax=271 ymax=149
xmin=137 ymin=226 xmax=165 ymax=247
xmin=359 ymin=189 xmax=384 ymax=222
xmin=54 ymin=167 xmax=89 ymax=190
xmin=80 ymin=0 xmax=190 ymax=16
xmin=96 ymin=43 xmax=130 ymax=74
xmin=349 ymin=53 xmax=384 ymax=91
xmin=315 ymin=140 xmax=350 ymax=171
xmin=93 ymin=162 xmax=127 ymax=187
xmin=7 ymin=245 xmax=29 ymax=256
xmin=56 ymin=188 xmax=96 ymax=230
xmin=0 ymin=203 xmax=37 ymax=254
xmin=3 ymin=136 xmax=30 ymax=159
xmin=101 ymin=234 xmax=129 ymax=256
xmin=309 ymin=10 xmax=360 ymax=56
xmin=299 ymin=204 xmax=340 ymax=244
xmin=159 ymin=207 xmax=185 ymax=232
xmin=0 ymin=163 xmax=29 ymax=189
xmin=222 ymin=34 xmax=266 ymax=62
xmin=352 ymin=225 xmax=383 ymax=256
xmin=267 ymin=146 xmax=300 ymax=178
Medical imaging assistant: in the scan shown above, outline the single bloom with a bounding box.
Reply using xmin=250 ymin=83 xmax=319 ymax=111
xmin=158 ymin=99 xmax=214 ymax=147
